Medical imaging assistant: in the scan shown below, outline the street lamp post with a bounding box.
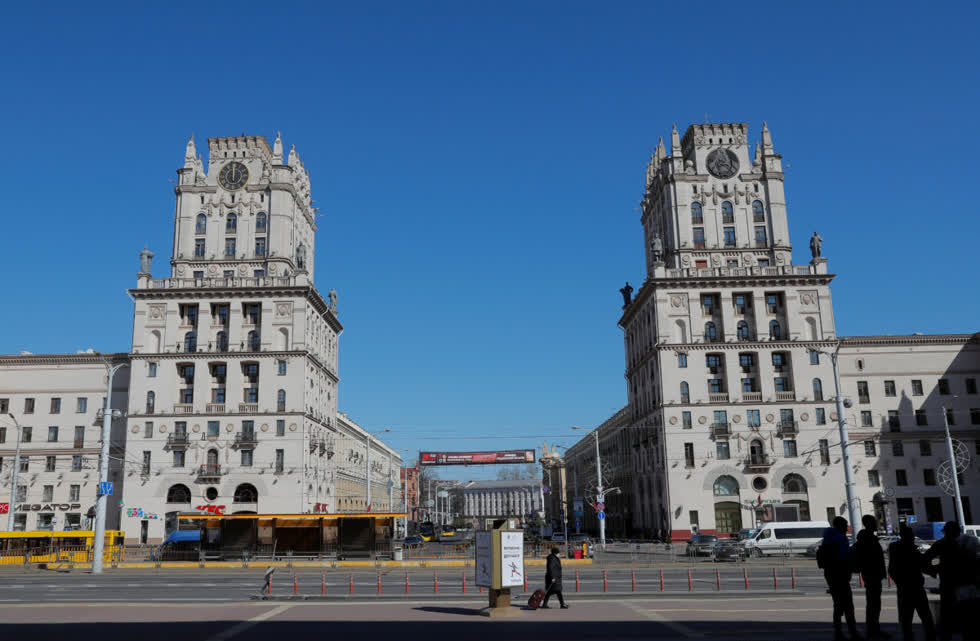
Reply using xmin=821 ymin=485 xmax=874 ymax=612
xmin=809 ymin=344 xmax=860 ymax=542
xmin=572 ymin=425 xmax=608 ymax=551
xmin=941 ymin=405 xmax=966 ymax=527
xmin=5 ymin=413 xmax=23 ymax=532
xmin=93 ymin=356 xmax=126 ymax=574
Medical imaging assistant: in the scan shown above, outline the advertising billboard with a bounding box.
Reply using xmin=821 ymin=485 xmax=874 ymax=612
xmin=419 ymin=450 xmax=535 ymax=466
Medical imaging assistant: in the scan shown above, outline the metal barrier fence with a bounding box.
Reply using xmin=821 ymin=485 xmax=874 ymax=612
xmin=0 ymin=545 xmax=125 ymax=566
xmin=603 ymin=542 xmax=810 ymax=565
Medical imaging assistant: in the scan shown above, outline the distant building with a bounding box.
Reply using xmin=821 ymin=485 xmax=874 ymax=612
xmin=400 ymin=466 xmax=420 ymax=521
xmin=454 ymin=479 xmax=543 ymax=528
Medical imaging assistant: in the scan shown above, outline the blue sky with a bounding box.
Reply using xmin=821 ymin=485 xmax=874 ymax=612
xmin=1 ymin=2 xmax=977 ymax=480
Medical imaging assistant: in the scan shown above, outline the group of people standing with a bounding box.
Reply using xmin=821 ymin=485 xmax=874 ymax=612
xmin=820 ymin=515 xmax=978 ymax=641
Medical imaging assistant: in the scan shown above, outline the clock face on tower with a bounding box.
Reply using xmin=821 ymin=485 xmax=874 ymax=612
xmin=218 ymin=161 xmax=249 ymax=191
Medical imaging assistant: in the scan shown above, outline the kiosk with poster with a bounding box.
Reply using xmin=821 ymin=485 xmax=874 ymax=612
xmin=475 ymin=518 xmax=524 ymax=617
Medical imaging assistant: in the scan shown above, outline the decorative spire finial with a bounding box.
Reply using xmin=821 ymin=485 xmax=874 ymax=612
xmin=272 ymin=131 xmax=284 ymax=164
xmin=670 ymin=123 xmax=682 ymax=154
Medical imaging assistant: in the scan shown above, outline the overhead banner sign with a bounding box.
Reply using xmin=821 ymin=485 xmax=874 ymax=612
xmin=420 ymin=450 xmax=535 ymax=466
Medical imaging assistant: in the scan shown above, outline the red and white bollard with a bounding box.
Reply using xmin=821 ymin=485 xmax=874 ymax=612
xmin=791 ymin=567 xmax=796 ymax=590
xmin=349 ymin=573 xmax=354 ymax=594
xmin=575 ymin=569 xmax=580 ymax=592
xmin=293 ymin=573 xmax=298 ymax=595
xmin=321 ymin=571 xmax=326 ymax=596
xmin=631 ymin=568 xmax=636 ymax=592
xmin=603 ymin=570 xmax=608 ymax=592
xmin=462 ymin=572 xmax=466 ymax=594
xmin=772 ymin=567 xmax=778 ymax=590
xmin=743 ymin=567 xmax=749 ymax=591
xmin=687 ymin=568 xmax=693 ymax=592
xmin=405 ymin=572 xmax=410 ymax=594
xmin=377 ymin=572 xmax=382 ymax=595
xmin=660 ymin=568 xmax=664 ymax=592
xmin=716 ymin=568 xmax=721 ymax=591
xmin=434 ymin=571 xmax=438 ymax=594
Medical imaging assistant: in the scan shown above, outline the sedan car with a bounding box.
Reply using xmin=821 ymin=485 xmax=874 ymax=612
xmin=686 ymin=534 xmax=720 ymax=557
xmin=713 ymin=539 xmax=746 ymax=562
xmin=402 ymin=536 xmax=425 ymax=548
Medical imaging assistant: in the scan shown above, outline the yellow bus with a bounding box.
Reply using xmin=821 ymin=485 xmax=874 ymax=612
xmin=0 ymin=530 xmax=125 ymax=565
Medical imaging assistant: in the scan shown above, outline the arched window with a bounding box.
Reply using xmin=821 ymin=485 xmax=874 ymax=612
xmin=247 ymin=330 xmax=260 ymax=352
xmin=812 ymin=378 xmax=823 ymax=401
xmin=256 ymin=212 xmax=267 ymax=233
xmin=226 ymin=212 xmax=237 ymax=233
xmin=150 ymin=329 xmax=161 ymax=353
xmin=277 ymin=389 xmax=286 ymax=412
xmin=146 ymin=391 xmax=155 ymax=414
xmin=166 ymin=484 xmax=191 ymax=503
xmin=680 ymin=381 xmax=690 ymax=402
xmin=704 ymin=322 xmax=717 ymax=342
xmin=195 ymin=214 xmax=207 ymax=234
xmin=721 ymin=201 xmax=734 ymax=223
xmin=234 ymin=484 xmax=258 ymax=503
xmin=782 ymin=474 xmax=807 ymax=494
xmin=752 ymin=200 xmax=765 ymax=222
xmin=749 ymin=439 xmax=765 ymax=464
xmin=737 ymin=321 xmax=749 ymax=340
xmin=216 ymin=331 xmax=229 ymax=352
xmin=713 ymin=475 xmax=740 ymax=496
xmin=207 ymin=449 xmax=219 ymax=467
xmin=296 ymin=244 xmax=306 ymax=269
xmin=769 ymin=320 xmax=781 ymax=340
xmin=278 ymin=327 xmax=289 ymax=351
xmin=691 ymin=203 xmax=703 ymax=223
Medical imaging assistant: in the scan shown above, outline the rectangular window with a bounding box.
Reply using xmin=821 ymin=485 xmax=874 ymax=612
xmin=71 ymin=455 xmax=82 ymax=471
xmin=701 ymin=294 xmax=716 ymax=314
xmin=779 ymin=409 xmax=794 ymax=426
xmin=37 ymin=514 xmax=53 ymax=531
xmin=50 ymin=398 xmax=61 ymax=414
xmin=141 ymin=421 xmax=151 ymax=438
xmin=173 ymin=450 xmax=185 ymax=467
xmin=716 ymin=440 xmax=730 ymax=460
xmin=888 ymin=410 xmax=900 ymax=431
xmin=774 ymin=377 xmax=790 ymax=392
xmin=148 ymin=362 xmax=157 ymax=377
xmin=213 ymin=387 xmax=226 ymax=403
xmin=924 ymin=497 xmax=944 ymax=522
xmin=692 ymin=228 xmax=705 ymax=249
xmin=867 ymin=470 xmax=880 ymax=487
xmin=754 ymin=226 xmax=768 ymax=246
xmin=42 ymin=485 xmax=53 ymax=502
xmin=224 ymin=237 xmax=236 ymax=257
xmin=938 ymin=379 xmax=950 ymax=395
xmin=809 ymin=350 xmax=819 ymax=365
xmin=174 ymin=421 xmax=187 ymax=435
xmin=69 ymin=485 xmax=80 ymax=502
xmin=45 ymin=456 xmax=56 ymax=472
xmin=277 ymin=359 xmax=287 ymax=375
xmin=254 ymin=269 xmax=265 ymax=278
xmin=712 ymin=410 xmax=728 ymax=425
xmin=911 ymin=379 xmax=923 ymax=396
xmin=689 ymin=510 xmax=699 ymax=527
xmin=255 ymin=237 xmax=267 ymax=257
xmin=0 ymin=426 xmax=6 ymax=443
xmin=684 ymin=443 xmax=695 ymax=468
xmin=896 ymin=469 xmax=908 ymax=486
xmin=207 ymin=421 xmax=220 ymax=437
xmin=0 ymin=398 xmax=6 ymax=413
xmin=815 ymin=408 xmax=826 ymax=425
xmin=708 ymin=379 xmax=723 ymax=393
xmin=892 ymin=440 xmax=904 ymax=457
xmin=193 ymin=270 xmax=204 ymax=280
xmin=826 ymin=507 xmax=837 ymax=522
xmin=896 ymin=498 xmax=914 ymax=517
xmin=246 ymin=387 xmax=259 ymax=403
xmin=967 ymin=378 xmax=978 ymax=395
xmin=783 ymin=440 xmax=798 ymax=457
xmin=916 ymin=409 xmax=928 ymax=426
xmin=15 ymin=485 xmax=27 ymax=502
xmin=861 ymin=411 xmax=872 ymax=427
xmin=76 ymin=398 xmax=87 ymax=413
xmin=747 ymin=410 xmax=761 ymax=427
xmin=739 ymin=354 xmax=754 ymax=370
xmin=919 ymin=439 xmax=932 ymax=456
xmin=241 ymin=449 xmax=253 ymax=467
xmin=741 ymin=378 xmax=756 ymax=393
xmin=194 ymin=238 xmax=206 ymax=258
xmin=24 ymin=398 xmax=34 ymax=414
xmin=864 ymin=440 xmax=876 ymax=457
xmin=74 ymin=425 xmax=84 ymax=446
xmin=819 ymin=439 xmax=830 ymax=465
xmin=723 ymin=227 xmax=736 ymax=247
xmin=924 ymin=469 xmax=936 ymax=486
xmin=734 ymin=295 xmax=746 ymax=314
xmin=47 ymin=426 xmax=58 ymax=442
xmin=682 ymin=411 xmax=692 ymax=429
xmin=857 ymin=381 xmax=869 ymax=402
xmin=276 ymin=419 xmax=285 ymax=436
xmin=884 ymin=380 xmax=896 ymax=397
xmin=946 ymin=408 xmax=956 ymax=426
xmin=771 ymin=352 xmax=785 ymax=369
xmin=142 ymin=451 xmax=151 ymax=475
xmin=971 ymin=408 xmax=980 ymax=425
xmin=706 ymin=354 xmax=721 ymax=371
xmin=678 ymin=353 xmax=688 ymax=368
xmin=22 ymin=426 xmax=32 ymax=442
xmin=275 ymin=449 xmax=285 ymax=473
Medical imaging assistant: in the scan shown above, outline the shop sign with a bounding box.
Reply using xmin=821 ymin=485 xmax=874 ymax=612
xmin=15 ymin=503 xmax=81 ymax=512
xmin=195 ymin=504 xmax=225 ymax=515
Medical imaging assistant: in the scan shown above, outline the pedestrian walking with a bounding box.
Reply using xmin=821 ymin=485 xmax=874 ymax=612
xmin=888 ymin=525 xmax=936 ymax=641
xmin=819 ymin=516 xmax=863 ymax=641
xmin=924 ymin=522 xmax=964 ymax=640
xmin=855 ymin=515 xmax=890 ymax=639
xmin=540 ymin=547 xmax=567 ymax=609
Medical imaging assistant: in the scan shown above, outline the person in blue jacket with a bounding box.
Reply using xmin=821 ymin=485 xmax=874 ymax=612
xmin=821 ymin=516 xmax=863 ymax=640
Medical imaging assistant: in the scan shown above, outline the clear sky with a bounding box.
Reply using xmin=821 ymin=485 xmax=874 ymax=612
xmin=1 ymin=2 xmax=978 ymax=480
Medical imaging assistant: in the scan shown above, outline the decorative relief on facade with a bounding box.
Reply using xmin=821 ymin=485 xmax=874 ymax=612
xmin=681 ymin=255 xmax=691 ymax=265
xmin=260 ymin=424 xmax=268 ymax=432
xmin=147 ymin=304 xmax=167 ymax=324
xmin=275 ymin=302 xmax=292 ymax=318
xmin=799 ymin=290 xmax=818 ymax=308
xmin=208 ymin=265 xmax=217 ymax=274
xmin=711 ymin=255 xmax=722 ymax=266
xmin=765 ymin=413 xmax=775 ymax=423
xmin=670 ymin=294 xmax=686 ymax=309
xmin=225 ymin=424 xmax=234 ymax=432
xmin=669 ymin=416 xmax=678 ymax=425
xmin=177 ymin=265 xmax=186 ymax=275
xmin=131 ymin=425 xmax=139 ymax=433
xmin=830 ymin=412 xmax=838 ymax=421
xmin=800 ymin=413 xmax=809 ymax=422
xmin=732 ymin=415 xmax=741 ymax=423
xmin=192 ymin=424 xmax=200 ymax=433
xmin=238 ymin=265 xmax=247 ymax=274
xmin=289 ymin=423 xmax=297 ymax=431
xmin=742 ymin=254 xmax=754 ymax=266
xmin=159 ymin=424 xmax=167 ymax=433
xmin=698 ymin=415 xmax=707 ymax=425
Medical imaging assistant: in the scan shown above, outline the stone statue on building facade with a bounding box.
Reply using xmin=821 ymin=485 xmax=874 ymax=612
xmin=139 ymin=246 xmax=154 ymax=274
xmin=328 ymin=288 xmax=338 ymax=312
xmin=651 ymin=235 xmax=664 ymax=263
xmin=619 ymin=282 xmax=634 ymax=308
xmin=809 ymin=231 xmax=823 ymax=259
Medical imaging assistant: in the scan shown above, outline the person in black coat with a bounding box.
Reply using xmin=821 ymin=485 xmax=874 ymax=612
xmin=541 ymin=547 xmax=567 ymax=609
xmin=888 ymin=525 xmax=936 ymax=641
xmin=855 ymin=515 xmax=890 ymax=639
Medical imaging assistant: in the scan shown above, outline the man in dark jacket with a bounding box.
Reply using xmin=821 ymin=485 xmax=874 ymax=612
xmin=855 ymin=515 xmax=890 ymax=638
xmin=541 ymin=547 xmax=567 ymax=609
xmin=924 ymin=522 xmax=964 ymax=641
xmin=888 ymin=525 xmax=936 ymax=641
xmin=823 ymin=516 xmax=864 ymax=640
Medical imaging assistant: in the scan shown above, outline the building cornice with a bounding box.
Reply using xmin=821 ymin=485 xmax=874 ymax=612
xmin=839 ymin=333 xmax=979 ymax=347
xmin=0 ymin=353 xmax=129 ymax=367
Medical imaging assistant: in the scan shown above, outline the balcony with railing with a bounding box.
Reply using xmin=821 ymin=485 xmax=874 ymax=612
xmin=206 ymin=403 xmax=226 ymax=414
xmin=664 ymin=264 xmax=818 ymax=279
xmin=744 ymin=454 xmax=772 ymax=471
xmin=711 ymin=423 xmax=731 ymax=438
xmin=776 ymin=421 xmax=799 ymax=437
xmin=239 ymin=403 xmax=258 ymax=413
xmin=173 ymin=404 xmax=193 ymax=414
xmin=741 ymin=392 xmax=762 ymax=402
xmin=708 ymin=392 xmax=729 ymax=403
xmin=775 ymin=391 xmax=796 ymax=401
xmin=235 ymin=431 xmax=258 ymax=448
xmin=198 ymin=464 xmax=221 ymax=480
xmin=145 ymin=276 xmax=300 ymax=290
xmin=166 ymin=433 xmax=189 ymax=449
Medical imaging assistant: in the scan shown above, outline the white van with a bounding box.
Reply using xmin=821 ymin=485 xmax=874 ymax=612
xmin=743 ymin=521 xmax=830 ymax=557
xmin=963 ymin=525 xmax=980 ymax=539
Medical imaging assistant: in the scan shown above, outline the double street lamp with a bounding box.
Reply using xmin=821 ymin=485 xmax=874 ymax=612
xmin=5 ymin=413 xmax=23 ymax=532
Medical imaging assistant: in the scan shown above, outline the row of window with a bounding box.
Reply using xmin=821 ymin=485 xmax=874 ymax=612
xmin=857 ymin=377 xmax=977 ymax=401
xmin=165 ymin=483 xmax=258 ymax=504
xmin=141 ymin=419 xmax=289 ymax=438
xmin=700 ymin=320 xmax=784 ymax=342
xmin=8 ymin=513 xmax=82 ymax=531
xmin=0 ymin=397 xmax=90 ymax=415
xmin=711 ymin=474 xmax=803 ymax=496
xmin=859 ymin=407 xmax=980 ymax=429
xmin=148 ymin=448 xmax=284 ymax=475
xmin=690 ymin=201 xmax=766 ymax=224
xmin=12 ymin=484 xmax=82 ymax=503
xmin=702 ymin=293 xmax=784 ymax=315
xmin=195 ymin=212 xmax=266 ymax=234
xmin=0 ymin=425 xmax=86 ymax=445
xmin=194 ymin=237 xmax=267 ymax=258
xmin=144 ymin=387 xmax=287 ymax=412
xmin=692 ymin=226 xmax=767 ymax=249
xmin=679 ymin=407 xmax=822 ymax=429
xmin=679 ymin=351 xmax=818 ymax=371
xmin=867 ymin=467 xmax=965 ymax=489
xmin=1 ymin=455 xmax=87 ymax=473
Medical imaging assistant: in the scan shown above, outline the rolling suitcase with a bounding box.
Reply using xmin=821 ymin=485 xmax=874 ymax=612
xmin=527 ymin=588 xmax=546 ymax=609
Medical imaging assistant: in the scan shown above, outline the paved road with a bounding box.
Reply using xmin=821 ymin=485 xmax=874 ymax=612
xmin=0 ymin=566 xmax=933 ymax=602
xmin=0 ymin=593 xmax=930 ymax=641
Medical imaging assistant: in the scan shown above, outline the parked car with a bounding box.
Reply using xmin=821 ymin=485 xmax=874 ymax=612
xmin=735 ymin=528 xmax=760 ymax=541
xmin=714 ymin=539 xmax=745 ymax=562
xmin=686 ymin=534 xmax=720 ymax=556
xmin=879 ymin=535 xmax=930 ymax=554
xmin=402 ymin=536 xmax=425 ymax=549
xmin=551 ymin=532 xmax=566 ymax=543
xmin=742 ymin=521 xmax=829 ymax=557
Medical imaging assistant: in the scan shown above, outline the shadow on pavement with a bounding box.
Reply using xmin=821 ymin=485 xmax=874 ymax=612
xmin=412 ymin=606 xmax=483 ymax=616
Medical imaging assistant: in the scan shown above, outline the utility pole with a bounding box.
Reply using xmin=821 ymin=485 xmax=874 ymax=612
xmin=365 ymin=432 xmax=371 ymax=512
xmin=942 ymin=405 xmax=966 ymax=527
xmin=93 ymin=357 xmax=125 ymax=574
xmin=5 ymin=414 xmax=22 ymax=532
xmin=592 ymin=430 xmax=606 ymax=551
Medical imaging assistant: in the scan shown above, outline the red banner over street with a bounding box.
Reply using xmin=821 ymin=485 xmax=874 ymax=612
xmin=419 ymin=450 xmax=535 ymax=466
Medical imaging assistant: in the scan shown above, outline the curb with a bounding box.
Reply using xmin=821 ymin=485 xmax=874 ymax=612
xmin=27 ymin=558 xmax=594 ymax=571
xmin=250 ymin=589 xmax=807 ymax=602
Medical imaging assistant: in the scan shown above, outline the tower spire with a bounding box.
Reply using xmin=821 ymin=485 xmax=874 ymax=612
xmin=272 ymin=131 xmax=283 ymax=164
xmin=761 ymin=121 xmax=774 ymax=153
xmin=670 ymin=123 xmax=682 ymax=155
xmin=184 ymin=134 xmax=196 ymax=168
